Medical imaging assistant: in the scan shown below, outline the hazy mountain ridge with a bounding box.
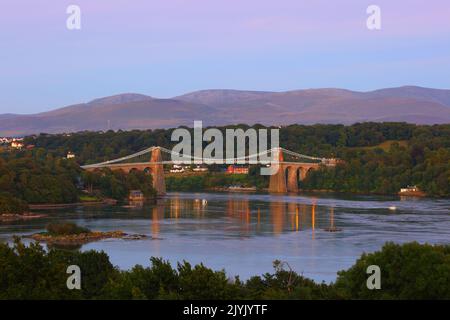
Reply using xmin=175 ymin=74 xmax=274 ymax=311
xmin=88 ymin=93 xmax=154 ymax=106
xmin=1 ymin=86 xmax=450 ymax=136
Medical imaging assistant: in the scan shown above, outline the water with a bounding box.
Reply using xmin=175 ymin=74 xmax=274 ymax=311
xmin=1 ymin=192 xmax=449 ymax=283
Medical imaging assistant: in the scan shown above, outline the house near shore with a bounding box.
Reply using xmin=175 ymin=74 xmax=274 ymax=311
xmin=170 ymin=164 xmax=185 ymax=173
xmin=192 ymin=165 xmax=208 ymax=172
xmin=11 ymin=141 xmax=24 ymax=149
xmin=129 ymin=190 xmax=144 ymax=201
xmin=66 ymin=151 xmax=76 ymax=159
xmin=0 ymin=137 xmax=13 ymax=144
xmin=226 ymin=165 xmax=249 ymax=174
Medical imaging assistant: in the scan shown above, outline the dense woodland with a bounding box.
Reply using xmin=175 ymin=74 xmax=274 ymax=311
xmin=0 ymin=240 xmax=448 ymax=299
xmin=0 ymin=122 xmax=448 ymax=213
xmin=0 ymin=150 xmax=155 ymax=212
xmin=26 ymin=122 xmax=449 ymax=196
xmin=166 ymin=166 xmax=267 ymax=191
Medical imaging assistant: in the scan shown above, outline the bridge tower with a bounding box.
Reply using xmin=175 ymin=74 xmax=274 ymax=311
xmin=268 ymin=148 xmax=287 ymax=193
xmin=150 ymin=147 xmax=166 ymax=196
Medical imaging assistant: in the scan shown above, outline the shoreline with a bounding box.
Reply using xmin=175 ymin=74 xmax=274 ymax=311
xmin=176 ymin=188 xmax=438 ymax=199
xmin=209 ymin=187 xmax=257 ymax=193
xmin=28 ymin=198 xmax=117 ymax=210
xmin=0 ymin=213 xmax=48 ymax=222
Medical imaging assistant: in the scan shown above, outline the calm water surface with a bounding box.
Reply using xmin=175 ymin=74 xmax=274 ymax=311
xmin=1 ymin=192 xmax=449 ymax=283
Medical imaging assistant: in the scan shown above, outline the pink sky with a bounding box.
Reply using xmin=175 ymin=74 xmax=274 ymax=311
xmin=1 ymin=0 xmax=449 ymax=113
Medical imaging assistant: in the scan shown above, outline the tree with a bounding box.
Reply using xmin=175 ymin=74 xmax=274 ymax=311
xmin=335 ymin=242 xmax=450 ymax=299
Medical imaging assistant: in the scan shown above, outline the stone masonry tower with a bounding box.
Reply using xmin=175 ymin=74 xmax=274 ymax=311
xmin=150 ymin=147 xmax=166 ymax=196
xmin=268 ymin=148 xmax=287 ymax=193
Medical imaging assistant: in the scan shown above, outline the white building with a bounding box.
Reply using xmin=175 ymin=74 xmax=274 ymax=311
xmin=11 ymin=141 xmax=24 ymax=149
xmin=192 ymin=165 xmax=208 ymax=172
xmin=0 ymin=137 xmax=12 ymax=144
xmin=170 ymin=164 xmax=185 ymax=173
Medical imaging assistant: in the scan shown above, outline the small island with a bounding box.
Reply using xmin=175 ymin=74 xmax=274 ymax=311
xmin=27 ymin=222 xmax=148 ymax=246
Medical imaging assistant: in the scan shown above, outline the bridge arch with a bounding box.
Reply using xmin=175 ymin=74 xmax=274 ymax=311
xmin=285 ymin=166 xmax=300 ymax=193
xmin=269 ymin=163 xmax=322 ymax=193
xmin=299 ymin=166 xmax=315 ymax=182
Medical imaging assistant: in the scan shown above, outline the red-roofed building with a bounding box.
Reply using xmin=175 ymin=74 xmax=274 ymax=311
xmin=226 ymin=165 xmax=249 ymax=174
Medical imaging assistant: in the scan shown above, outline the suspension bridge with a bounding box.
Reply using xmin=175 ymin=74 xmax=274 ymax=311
xmin=81 ymin=147 xmax=338 ymax=196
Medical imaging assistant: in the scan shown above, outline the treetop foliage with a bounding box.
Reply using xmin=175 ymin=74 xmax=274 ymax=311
xmin=0 ymin=240 xmax=448 ymax=299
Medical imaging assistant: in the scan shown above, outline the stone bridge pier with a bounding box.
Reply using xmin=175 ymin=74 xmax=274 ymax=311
xmin=268 ymin=150 xmax=320 ymax=193
xmin=85 ymin=147 xmax=166 ymax=196
xmin=149 ymin=147 xmax=166 ymax=196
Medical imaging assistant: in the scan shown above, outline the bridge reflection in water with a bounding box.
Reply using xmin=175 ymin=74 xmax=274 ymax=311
xmin=149 ymin=195 xmax=335 ymax=239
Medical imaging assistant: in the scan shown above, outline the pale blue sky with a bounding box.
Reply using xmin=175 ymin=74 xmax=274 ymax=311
xmin=1 ymin=0 xmax=450 ymax=114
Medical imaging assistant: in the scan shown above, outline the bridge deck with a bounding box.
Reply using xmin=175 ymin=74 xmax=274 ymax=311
xmin=81 ymin=161 xmax=325 ymax=170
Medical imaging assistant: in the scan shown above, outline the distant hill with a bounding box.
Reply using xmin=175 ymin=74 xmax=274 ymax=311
xmin=1 ymin=86 xmax=450 ymax=136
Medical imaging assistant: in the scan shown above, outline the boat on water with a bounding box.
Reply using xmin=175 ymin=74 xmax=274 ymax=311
xmin=398 ymin=186 xmax=426 ymax=197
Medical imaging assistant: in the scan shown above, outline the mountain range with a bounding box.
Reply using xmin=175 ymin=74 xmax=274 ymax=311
xmin=1 ymin=86 xmax=450 ymax=136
